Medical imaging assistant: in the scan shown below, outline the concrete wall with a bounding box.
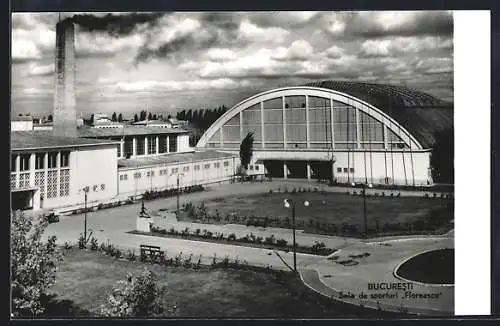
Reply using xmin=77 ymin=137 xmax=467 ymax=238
xmin=178 ymin=134 xmax=191 ymax=152
xmin=216 ymin=149 xmax=432 ymax=186
xmin=117 ymin=156 xmax=237 ymax=197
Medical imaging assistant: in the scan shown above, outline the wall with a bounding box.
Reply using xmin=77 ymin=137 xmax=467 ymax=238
xmin=117 ymin=156 xmax=237 ymax=197
xmin=177 ymin=134 xmax=191 ymax=152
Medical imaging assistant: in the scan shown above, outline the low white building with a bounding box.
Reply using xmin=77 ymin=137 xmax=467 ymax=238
xmin=11 ymin=116 xmax=33 ymax=131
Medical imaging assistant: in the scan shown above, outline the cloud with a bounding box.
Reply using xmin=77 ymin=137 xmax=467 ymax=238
xmin=205 ymin=48 xmax=237 ymax=62
xmin=272 ymin=40 xmax=314 ymax=61
xmin=237 ymin=20 xmax=290 ymax=43
xmin=360 ymin=36 xmax=453 ymax=57
xmin=323 ymin=45 xmax=345 ymax=59
xmin=12 ymin=39 xmax=42 ymax=62
xmin=325 ymin=11 xmax=453 ymax=39
xmin=105 ymin=78 xmax=253 ymax=93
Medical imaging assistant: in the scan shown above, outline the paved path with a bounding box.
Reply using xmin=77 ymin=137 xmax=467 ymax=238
xmin=299 ymin=235 xmax=454 ymax=316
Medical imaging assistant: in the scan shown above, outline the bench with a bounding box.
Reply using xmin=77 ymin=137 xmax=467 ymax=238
xmin=140 ymin=244 xmax=165 ymax=263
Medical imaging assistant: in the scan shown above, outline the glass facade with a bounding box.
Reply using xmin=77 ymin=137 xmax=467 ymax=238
xmin=206 ymin=93 xmax=413 ymax=151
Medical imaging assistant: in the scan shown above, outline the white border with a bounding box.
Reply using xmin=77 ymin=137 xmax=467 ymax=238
xmin=454 ymin=10 xmax=491 ymax=316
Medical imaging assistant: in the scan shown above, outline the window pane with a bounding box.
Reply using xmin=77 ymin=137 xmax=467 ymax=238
xmin=11 ymin=155 xmax=17 ymax=172
xmin=241 ymin=125 xmax=261 ymax=141
xmin=222 ymin=125 xmax=240 ymax=142
xmin=309 ymin=107 xmax=331 ymax=124
xmin=225 ymin=114 xmax=240 ymax=126
xmin=286 ymin=124 xmax=306 ymax=142
xmin=285 ymin=108 xmax=306 ymax=124
xmin=48 ymin=153 xmax=57 ymax=168
xmin=263 ymin=98 xmax=282 ymax=109
xmin=309 ymin=96 xmax=330 ymax=108
xmin=159 ymin=137 xmax=167 ymax=153
xmin=264 ymin=125 xmax=283 ymax=141
xmin=263 ymin=109 xmax=283 ymax=124
xmin=242 ymin=109 xmax=260 ymax=124
xmin=20 ymin=154 xmax=30 ymax=171
xmin=60 ymin=151 xmax=69 ymax=167
xmin=208 ymin=129 xmax=221 ymax=144
xmin=136 ymin=137 xmax=145 ymax=155
xmin=169 ymin=135 xmax=177 ymax=152
xmin=285 ymin=95 xmax=306 ymax=108
xmin=124 ymin=137 xmax=133 ymax=157
xmin=333 ymin=107 xmax=356 ymax=123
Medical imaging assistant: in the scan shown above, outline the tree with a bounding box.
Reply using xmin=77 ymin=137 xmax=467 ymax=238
xmin=239 ymin=132 xmax=254 ymax=171
xmin=112 ymin=112 xmax=117 ymax=122
xmin=148 ymin=112 xmax=153 ymax=120
xmin=167 ymin=114 xmax=172 ymax=120
xmin=47 ymin=114 xmax=53 ymax=121
xmin=11 ymin=212 xmax=63 ymax=317
xmin=430 ymin=127 xmax=454 ymax=184
xmin=153 ymin=114 xmax=157 ymax=120
xmin=90 ymin=114 xmax=94 ymax=124
xmin=99 ymin=269 xmax=174 ymax=317
xmin=118 ymin=113 xmax=123 ymax=122
xmin=134 ymin=114 xmax=139 ymax=122
xmin=140 ymin=110 xmax=147 ymax=121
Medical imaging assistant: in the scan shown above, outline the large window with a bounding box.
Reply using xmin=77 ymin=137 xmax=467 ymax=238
xmin=309 ymin=96 xmax=332 ymax=147
xmin=124 ymin=137 xmax=133 ymax=157
xmin=334 ymin=106 xmax=357 ymax=148
xmin=285 ymin=95 xmax=306 ymax=108
xmin=60 ymin=151 xmax=70 ymax=167
xmin=263 ymin=98 xmax=284 ymax=147
xmin=136 ymin=137 xmax=146 ymax=155
xmin=207 ymin=129 xmax=221 ymax=147
xmin=222 ymin=114 xmax=240 ymax=145
xmin=169 ymin=135 xmax=177 ymax=153
xmin=48 ymin=152 xmax=57 ymax=168
xmin=148 ymin=136 xmax=157 ymax=154
xmin=20 ymin=154 xmax=30 ymax=171
xmin=159 ymin=136 xmax=168 ymax=153
xmin=35 ymin=153 xmax=45 ymax=170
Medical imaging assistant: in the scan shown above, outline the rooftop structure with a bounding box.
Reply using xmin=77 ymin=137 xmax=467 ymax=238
xmin=11 ymin=131 xmax=120 ymax=151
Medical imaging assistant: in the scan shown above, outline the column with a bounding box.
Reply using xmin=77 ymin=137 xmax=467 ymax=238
xmin=306 ymin=162 xmax=311 ymax=180
xmin=383 ymin=125 xmax=389 ymax=150
xmin=282 ymin=96 xmax=287 ymax=148
xmin=15 ymin=154 xmax=20 ymax=172
xmin=283 ymin=162 xmax=288 ymax=179
xmin=355 ymin=108 xmax=361 ymax=149
xmin=330 ymin=98 xmax=335 ymax=148
xmin=156 ymin=136 xmax=159 ymax=155
xmin=305 ymin=95 xmax=310 ymax=149
xmin=120 ymin=138 xmax=124 ymax=158
xmin=29 ymin=153 xmax=35 ymax=187
xmin=43 ymin=153 xmax=48 ymax=199
xmin=166 ymin=136 xmax=170 ymax=153
xmin=144 ymin=137 xmax=148 ymax=155
xmin=56 ymin=152 xmax=61 ymax=196
xmin=132 ymin=137 xmax=137 ymax=157
xmin=260 ymin=101 xmax=265 ymax=149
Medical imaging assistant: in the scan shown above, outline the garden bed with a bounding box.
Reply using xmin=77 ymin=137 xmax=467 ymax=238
xmin=129 ymin=227 xmax=336 ymax=256
xmin=395 ymin=248 xmax=454 ymax=285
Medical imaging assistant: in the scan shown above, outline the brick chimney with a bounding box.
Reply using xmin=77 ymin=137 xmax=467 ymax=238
xmin=53 ymin=19 xmax=77 ymax=138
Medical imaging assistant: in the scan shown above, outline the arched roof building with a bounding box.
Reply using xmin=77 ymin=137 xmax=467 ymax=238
xmin=196 ymin=80 xmax=453 ymax=186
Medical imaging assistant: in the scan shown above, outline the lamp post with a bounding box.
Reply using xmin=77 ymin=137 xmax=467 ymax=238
xmin=352 ymin=182 xmax=373 ymax=238
xmin=170 ymin=171 xmax=184 ymax=218
xmin=81 ymin=186 xmax=90 ymax=241
xmin=283 ymin=198 xmax=310 ymax=273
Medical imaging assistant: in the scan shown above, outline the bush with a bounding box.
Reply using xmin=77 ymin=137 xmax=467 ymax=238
xmin=99 ymin=269 xmax=169 ymax=317
xmin=311 ymin=241 xmax=326 ymax=254
xmin=276 ymin=239 xmax=288 ymax=247
xmin=63 ymin=241 xmax=73 ymax=250
xmin=264 ymin=235 xmax=276 ymax=245
xmin=90 ymin=237 xmax=99 ymax=251
xmin=45 ymin=212 xmax=59 ymax=224
xmin=227 ymin=233 xmax=237 ymax=241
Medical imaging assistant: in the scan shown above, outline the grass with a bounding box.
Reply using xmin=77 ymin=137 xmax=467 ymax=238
xmin=178 ymin=192 xmax=454 ymax=237
xmin=395 ymin=248 xmax=454 ymax=285
xmin=45 ymin=248 xmax=403 ymax=318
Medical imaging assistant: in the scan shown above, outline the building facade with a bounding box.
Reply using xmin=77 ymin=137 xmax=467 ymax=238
xmin=197 ymin=81 xmax=453 ymax=186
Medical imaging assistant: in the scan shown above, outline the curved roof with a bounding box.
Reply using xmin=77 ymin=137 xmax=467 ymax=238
xmin=304 ymin=80 xmax=453 ymax=148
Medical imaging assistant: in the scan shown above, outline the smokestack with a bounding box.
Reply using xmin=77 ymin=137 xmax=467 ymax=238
xmin=53 ymin=19 xmax=77 ymax=138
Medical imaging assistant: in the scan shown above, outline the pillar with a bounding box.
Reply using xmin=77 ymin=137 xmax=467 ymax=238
xmin=283 ymin=162 xmax=288 ymax=179
xmin=156 ymin=136 xmax=159 ymax=155
xmin=132 ymin=137 xmax=137 ymax=157
xmin=166 ymin=136 xmax=170 ymax=153
xmin=144 ymin=137 xmax=148 ymax=155
xmin=120 ymin=138 xmax=124 ymax=158
xmin=29 ymin=153 xmax=35 ymax=187
xmin=306 ymin=162 xmax=311 ymax=180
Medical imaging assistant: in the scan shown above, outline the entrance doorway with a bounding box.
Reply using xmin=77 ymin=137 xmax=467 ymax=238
xmin=11 ymin=190 xmax=34 ymax=211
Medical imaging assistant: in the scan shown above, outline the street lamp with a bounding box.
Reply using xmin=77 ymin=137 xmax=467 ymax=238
xmin=351 ymin=182 xmax=373 ymax=238
xmin=170 ymin=171 xmax=185 ymax=218
xmin=80 ymin=186 xmax=90 ymax=241
xmin=283 ymin=198 xmax=310 ymax=273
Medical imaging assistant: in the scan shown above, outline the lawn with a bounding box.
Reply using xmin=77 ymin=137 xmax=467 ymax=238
xmin=395 ymin=248 xmax=454 ymax=285
xmin=177 ymin=191 xmax=454 ymax=237
xmin=44 ymin=248 xmax=402 ymax=318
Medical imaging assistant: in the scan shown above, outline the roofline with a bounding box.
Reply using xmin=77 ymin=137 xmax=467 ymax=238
xmin=11 ymin=141 xmax=121 ymax=151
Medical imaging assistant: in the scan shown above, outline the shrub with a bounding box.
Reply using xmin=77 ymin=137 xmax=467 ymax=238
xmin=126 ymin=249 xmax=136 ymax=261
xmin=194 ymin=255 xmax=202 ymax=270
xmin=11 ymin=212 xmax=63 ymax=317
xmin=227 ymin=233 xmax=237 ymax=241
xmin=264 ymin=235 xmax=276 ymax=245
xmin=311 ymin=241 xmax=326 ymax=254
xmin=90 ymin=237 xmax=99 ymax=251
xmin=276 ymin=239 xmax=288 ymax=247
xmin=222 ymin=256 xmax=230 ymax=268
xmin=99 ymin=269 xmax=168 ymax=317
xmin=255 ymin=236 xmax=263 ymax=244
xmin=174 ymin=252 xmax=183 ymax=267
xmin=181 ymin=227 xmax=190 ymax=236
xmin=63 ymin=241 xmax=73 ymax=250
xmin=99 ymin=241 xmax=107 ymax=252
xmin=183 ymin=254 xmax=193 ymax=268
xmin=195 ymin=228 xmax=201 ymax=236
xmin=78 ymin=233 xmax=87 ymax=249
xmin=211 ymin=253 xmax=217 ymax=266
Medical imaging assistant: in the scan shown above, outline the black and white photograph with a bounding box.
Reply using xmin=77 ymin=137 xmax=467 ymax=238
xmin=10 ymin=9 xmax=479 ymax=319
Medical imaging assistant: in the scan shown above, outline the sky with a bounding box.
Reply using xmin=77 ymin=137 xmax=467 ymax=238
xmin=11 ymin=11 xmax=454 ymax=119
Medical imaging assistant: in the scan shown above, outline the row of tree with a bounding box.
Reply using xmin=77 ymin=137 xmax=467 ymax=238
xmin=176 ymin=106 xmax=228 ymax=132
